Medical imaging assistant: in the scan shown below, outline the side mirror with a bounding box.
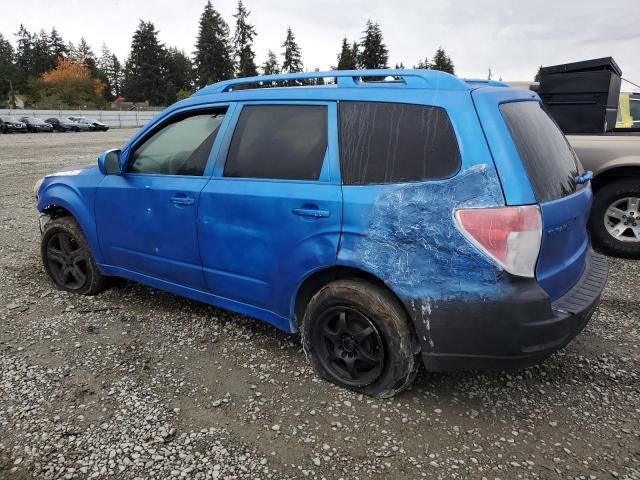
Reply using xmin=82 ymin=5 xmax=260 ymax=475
xmin=98 ymin=149 xmax=123 ymax=175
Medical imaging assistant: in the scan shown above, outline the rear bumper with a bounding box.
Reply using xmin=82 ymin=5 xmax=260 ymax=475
xmin=419 ymin=250 xmax=608 ymax=371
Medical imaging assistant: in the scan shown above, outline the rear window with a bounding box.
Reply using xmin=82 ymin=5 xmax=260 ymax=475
xmin=500 ymin=101 xmax=583 ymax=202
xmin=339 ymin=102 xmax=461 ymax=185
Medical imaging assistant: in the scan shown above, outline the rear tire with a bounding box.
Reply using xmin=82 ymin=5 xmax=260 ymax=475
xmin=590 ymin=178 xmax=640 ymax=259
xmin=41 ymin=217 xmax=108 ymax=295
xmin=301 ymin=279 xmax=419 ymax=398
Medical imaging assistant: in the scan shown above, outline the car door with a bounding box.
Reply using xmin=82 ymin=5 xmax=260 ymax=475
xmin=198 ymin=102 xmax=342 ymax=321
xmin=95 ymin=106 xmax=231 ymax=290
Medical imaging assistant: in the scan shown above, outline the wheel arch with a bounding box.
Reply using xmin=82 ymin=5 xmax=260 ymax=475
xmin=592 ymin=165 xmax=640 ymax=191
xmin=38 ymin=185 xmax=103 ymax=264
xmin=292 ymin=266 xmax=412 ymax=331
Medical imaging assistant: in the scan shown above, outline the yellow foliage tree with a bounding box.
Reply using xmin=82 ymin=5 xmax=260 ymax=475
xmin=35 ymin=58 xmax=106 ymax=107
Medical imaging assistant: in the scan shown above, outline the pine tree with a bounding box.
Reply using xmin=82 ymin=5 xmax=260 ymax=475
xmin=48 ymin=28 xmax=67 ymax=62
xmin=164 ymin=47 xmax=194 ymax=103
xmin=194 ymin=0 xmax=234 ymax=88
xmin=281 ymin=27 xmax=303 ymax=74
xmin=15 ymin=24 xmax=34 ymax=81
xmin=431 ymin=47 xmax=454 ymax=74
xmin=415 ymin=58 xmax=430 ymax=69
xmin=75 ymin=37 xmax=99 ymax=77
xmin=336 ymin=38 xmax=357 ymax=70
xmin=262 ymin=50 xmax=279 ymax=75
xmin=122 ymin=20 xmax=167 ymax=105
xmin=233 ymin=0 xmax=258 ymax=77
xmin=98 ymin=44 xmax=123 ymax=97
xmin=359 ymin=20 xmax=388 ymax=69
xmin=395 ymin=62 xmax=405 ymax=69
xmin=0 ymin=34 xmax=18 ymax=106
xmin=351 ymin=42 xmax=360 ymax=68
xmin=32 ymin=30 xmax=51 ymax=77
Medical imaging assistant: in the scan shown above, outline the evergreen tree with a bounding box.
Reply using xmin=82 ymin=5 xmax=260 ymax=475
xmin=15 ymin=24 xmax=34 ymax=82
xmin=351 ymin=42 xmax=360 ymax=68
xmin=262 ymin=50 xmax=279 ymax=75
xmin=32 ymin=30 xmax=51 ymax=77
xmin=359 ymin=20 xmax=388 ymax=69
xmin=395 ymin=62 xmax=406 ymax=69
xmin=336 ymin=38 xmax=357 ymax=70
xmin=281 ymin=27 xmax=303 ymax=74
xmin=67 ymin=41 xmax=77 ymax=59
xmin=164 ymin=47 xmax=194 ymax=103
xmin=48 ymin=28 xmax=67 ymax=62
xmin=75 ymin=37 xmax=99 ymax=76
xmin=98 ymin=44 xmax=123 ymax=98
xmin=431 ymin=47 xmax=454 ymax=74
xmin=194 ymin=0 xmax=234 ymax=88
xmin=0 ymin=34 xmax=18 ymax=106
xmin=415 ymin=58 xmax=430 ymax=69
xmin=122 ymin=20 xmax=167 ymax=105
xmin=233 ymin=0 xmax=258 ymax=77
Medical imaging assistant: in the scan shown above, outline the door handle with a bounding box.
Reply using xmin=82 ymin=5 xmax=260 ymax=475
xmin=292 ymin=207 xmax=330 ymax=218
xmin=170 ymin=195 xmax=194 ymax=206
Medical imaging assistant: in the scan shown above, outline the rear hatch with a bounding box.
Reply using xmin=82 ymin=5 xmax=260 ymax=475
xmin=472 ymin=87 xmax=591 ymax=301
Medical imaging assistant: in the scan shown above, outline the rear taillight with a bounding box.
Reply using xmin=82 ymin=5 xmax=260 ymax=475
xmin=454 ymin=205 xmax=542 ymax=277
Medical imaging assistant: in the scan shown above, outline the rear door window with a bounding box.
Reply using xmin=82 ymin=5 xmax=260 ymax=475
xmin=500 ymin=101 xmax=583 ymax=202
xmin=339 ymin=101 xmax=461 ymax=185
xmin=223 ymin=105 xmax=327 ymax=181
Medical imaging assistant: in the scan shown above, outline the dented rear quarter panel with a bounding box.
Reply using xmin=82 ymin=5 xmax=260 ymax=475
xmin=337 ymin=89 xmax=514 ymax=355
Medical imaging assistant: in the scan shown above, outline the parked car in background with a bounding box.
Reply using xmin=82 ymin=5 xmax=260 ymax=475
xmin=19 ymin=117 xmax=53 ymax=133
xmin=568 ymin=134 xmax=640 ymax=258
xmin=45 ymin=117 xmax=83 ymax=132
xmin=68 ymin=116 xmax=109 ymax=131
xmin=0 ymin=117 xmax=27 ymax=133
xmin=34 ymin=70 xmax=607 ymax=397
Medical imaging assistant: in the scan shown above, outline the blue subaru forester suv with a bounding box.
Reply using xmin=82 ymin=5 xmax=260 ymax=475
xmin=35 ymin=70 xmax=607 ymax=397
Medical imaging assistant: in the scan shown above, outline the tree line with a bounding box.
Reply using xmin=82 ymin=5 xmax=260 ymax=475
xmin=0 ymin=0 xmax=456 ymax=108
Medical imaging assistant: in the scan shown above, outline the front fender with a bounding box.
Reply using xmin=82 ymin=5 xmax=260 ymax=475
xmin=37 ymin=182 xmax=103 ymax=265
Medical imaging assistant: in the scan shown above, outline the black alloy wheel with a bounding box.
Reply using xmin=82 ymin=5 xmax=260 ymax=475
xmin=45 ymin=232 xmax=89 ymax=290
xmin=301 ymin=279 xmax=419 ymax=397
xmin=41 ymin=217 xmax=108 ymax=295
xmin=312 ymin=306 xmax=385 ymax=387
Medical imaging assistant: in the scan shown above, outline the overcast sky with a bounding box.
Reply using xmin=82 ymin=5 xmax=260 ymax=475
xmin=3 ymin=0 xmax=639 ymax=90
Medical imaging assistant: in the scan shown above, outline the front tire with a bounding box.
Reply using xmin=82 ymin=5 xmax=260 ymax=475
xmin=301 ymin=279 xmax=419 ymax=398
xmin=41 ymin=217 xmax=108 ymax=295
xmin=590 ymin=178 xmax=640 ymax=259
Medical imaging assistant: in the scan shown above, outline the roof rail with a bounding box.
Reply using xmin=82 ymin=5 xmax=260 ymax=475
xmin=192 ymin=69 xmax=470 ymax=96
xmin=462 ymin=78 xmax=510 ymax=88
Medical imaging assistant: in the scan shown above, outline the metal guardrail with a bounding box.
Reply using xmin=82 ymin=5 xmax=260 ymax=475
xmin=0 ymin=109 xmax=160 ymax=128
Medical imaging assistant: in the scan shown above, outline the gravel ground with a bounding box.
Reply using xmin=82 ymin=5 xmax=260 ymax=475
xmin=0 ymin=129 xmax=639 ymax=480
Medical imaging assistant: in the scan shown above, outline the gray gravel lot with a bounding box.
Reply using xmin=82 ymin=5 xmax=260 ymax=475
xmin=0 ymin=129 xmax=639 ymax=480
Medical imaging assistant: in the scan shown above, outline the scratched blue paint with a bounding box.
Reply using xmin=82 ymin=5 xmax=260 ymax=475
xmin=338 ymin=164 xmax=506 ymax=302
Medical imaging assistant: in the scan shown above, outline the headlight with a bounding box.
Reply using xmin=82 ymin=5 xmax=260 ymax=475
xmin=34 ymin=177 xmax=44 ymax=198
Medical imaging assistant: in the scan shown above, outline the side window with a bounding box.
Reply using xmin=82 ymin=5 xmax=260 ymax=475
xmin=128 ymin=110 xmax=226 ymax=176
xmin=339 ymin=102 xmax=461 ymax=185
xmin=223 ymin=105 xmax=327 ymax=180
